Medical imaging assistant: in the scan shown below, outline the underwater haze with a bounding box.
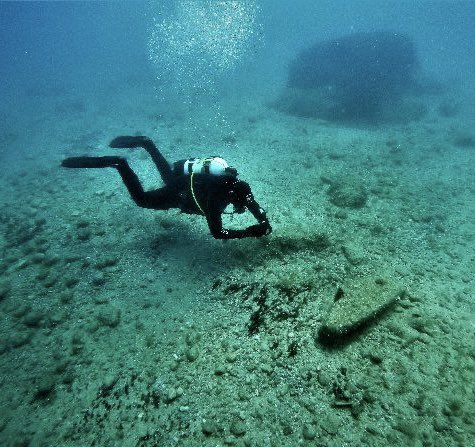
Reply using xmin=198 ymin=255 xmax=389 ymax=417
xmin=0 ymin=1 xmax=474 ymax=446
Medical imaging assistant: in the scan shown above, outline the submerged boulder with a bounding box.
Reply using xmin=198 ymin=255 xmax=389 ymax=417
xmin=288 ymin=31 xmax=417 ymax=93
xmin=319 ymin=276 xmax=404 ymax=344
xmin=277 ymin=31 xmax=431 ymax=124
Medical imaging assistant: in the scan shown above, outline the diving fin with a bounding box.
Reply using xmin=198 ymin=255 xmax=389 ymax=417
xmin=109 ymin=136 xmax=152 ymax=149
xmin=61 ymin=156 xmax=124 ymax=169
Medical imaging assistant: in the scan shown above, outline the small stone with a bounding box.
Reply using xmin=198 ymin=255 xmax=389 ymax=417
xmin=96 ymin=307 xmax=121 ymax=328
xmin=0 ymin=281 xmax=12 ymax=300
xmin=23 ymin=310 xmax=45 ymax=328
xmin=43 ymin=254 xmax=61 ymax=267
xmin=64 ymin=276 xmax=79 ymax=288
xmin=43 ymin=275 xmax=58 ymax=288
xmin=327 ymin=178 xmax=368 ymax=209
xmin=317 ymin=369 xmax=332 ymax=387
xmin=35 ymin=267 xmax=50 ymax=281
xmin=62 ymin=369 xmax=75 ymax=385
xmin=185 ymin=331 xmax=201 ymax=346
xmin=33 ymin=376 xmax=56 ymax=401
xmin=334 ymin=210 xmax=348 ymax=219
xmin=91 ymin=273 xmax=107 ymax=287
xmin=93 ymin=294 xmax=109 ymax=304
xmin=12 ymin=303 xmax=31 ymax=319
xmin=76 ymin=220 xmax=89 ymax=228
xmin=282 ymin=421 xmax=293 ymax=435
xmin=341 ymin=243 xmax=365 ymax=265
xmin=10 ymin=330 xmax=33 ymax=348
xmin=214 ymin=365 xmax=227 ymax=375
xmin=261 ymin=363 xmax=273 ymax=375
xmin=169 ymin=360 xmax=179 ymax=371
xmin=230 ymin=419 xmax=246 ymax=436
xmin=186 ymin=346 xmax=199 ymax=362
xmin=302 ymin=424 xmax=317 ymax=440
xmin=77 ymin=228 xmax=91 ymax=241
xmin=225 ymin=352 xmax=238 ymax=363
xmin=164 ymin=387 xmax=177 ymax=403
xmin=59 ymin=292 xmax=74 ymax=304
xmin=30 ymin=253 xmax=45 ymax=264
xmin=95 ymin=257 xmax=118 ymax=270
xmin=320 ymin=414 xmax=340 ymax=435
xmin=237 ymin=389 xmax=249 ymax=401
xmin=202 ymin=420 xmax=217 ymax=436
xmin=102 ymin=374 xmax=117 ymax=391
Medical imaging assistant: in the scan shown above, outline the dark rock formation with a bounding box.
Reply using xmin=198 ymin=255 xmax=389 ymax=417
xmin=278 ymin=31 xmax=432 ymax=124
xmin=288 ymin=31 xmax=417 ymax=93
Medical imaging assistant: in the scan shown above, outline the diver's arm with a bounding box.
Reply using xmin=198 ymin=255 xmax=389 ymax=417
xmin=246 ymin=196 xmax=270 ymax=228
xmin=242 ymin=187 xmax=272 ymax=235
xmin=206 ymin=196 xmax=271 ymax=240
xmin=206 ymin=212 xmax=258 ymax=239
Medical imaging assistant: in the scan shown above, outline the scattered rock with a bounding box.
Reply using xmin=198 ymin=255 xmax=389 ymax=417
xmin=43 ymin=254 xmax=61 ymax=267
xmin=341 ymin=243 xmax=365 ymax=265
xmin=185 ymin=331 xmax=201 ymax=346
xmin=186 ymin=346 xmax=199 ymax=362
xmin=317 ymin=369 xmax=332 ymax=387
xmin=96 ymin=307 xmax=121 ymax=328
xmin=32 ymin=376 xmax=56 ymax=402
xmin=164 ymin=387 xmax=178 ymax=403
xmin=302 ymin=424 xmax=317 ymax=440
xmin=64 ymin=276 xmax=79 ymax=288
xmin=11 ymin=303 xmax=31 ymax=319
xmin=225 ymin=352 xmax=238 ymax=363
xmin=95 ymin=257 xmax=119 ymax=270
xmin=230 ymin=419 xmax=246 ymax=436
xmin=214 ymin=365 xmax=227 ymax=376
xmin=326 ymin=177 xmax=368 ymax=208
xmin=0 ymin=281 xmax=11 ymax=300
xmin=0 ymin=416 xmax=7 ymax=432
xmin=77 ymin=228 xmax=92 ymax=241
xmin=453 ymin=129 xmax=475 ymax=148
xmin=0 ymin=340 xmax=9 ymax=355
xmin=29 ymin=253 xmax=45 ymax=265
xmin=23 ymin=310 xmax=45 ymax=328
xmin=319 ymin=413 xmax=341 ymax=435
xmin=10 ymin=330 xmax=33 ymax=348
xmin=91 ymin=273 xmax=107 ymax=287
xmin=59 ymin=291 xmax=74 ymax=304
xmin=438 ymin=99 xmax=459 ymax=117
xmin=202 ymin=420 xmax=217 ymax=436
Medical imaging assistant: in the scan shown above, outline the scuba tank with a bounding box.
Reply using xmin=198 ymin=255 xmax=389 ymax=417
xmin=179 ymin=157 xmax=237 ymax=177
xmin=173 ymin=156 xmax=238 ymax=216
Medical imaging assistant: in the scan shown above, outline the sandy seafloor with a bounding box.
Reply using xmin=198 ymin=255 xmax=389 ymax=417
xmin=0 ymin=78 xmax=474 ymax=447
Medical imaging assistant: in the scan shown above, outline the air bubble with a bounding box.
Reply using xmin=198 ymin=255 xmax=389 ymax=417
xmin=147 ymin=1 xmax=262 ymax=137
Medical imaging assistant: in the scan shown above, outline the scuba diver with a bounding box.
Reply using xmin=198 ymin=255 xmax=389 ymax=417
xmin=61 ymin=136 xmax=272 ymax=240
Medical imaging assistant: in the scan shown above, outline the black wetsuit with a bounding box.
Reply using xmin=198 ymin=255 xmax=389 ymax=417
xmin=62 ymin=136 xmax=271 ymax=239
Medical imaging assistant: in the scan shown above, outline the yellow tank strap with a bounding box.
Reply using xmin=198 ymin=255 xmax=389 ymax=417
xmin=190 ymin=172 xmax=205 ymax=215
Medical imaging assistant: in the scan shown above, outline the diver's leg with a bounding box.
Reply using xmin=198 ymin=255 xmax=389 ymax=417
xmin=62 ymin=156 xmax=176 ymax=210
xmin=62 ymin=156 xmax=150 ymax=208
xmin=109 ymin=136 xmax=174 ymax=185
